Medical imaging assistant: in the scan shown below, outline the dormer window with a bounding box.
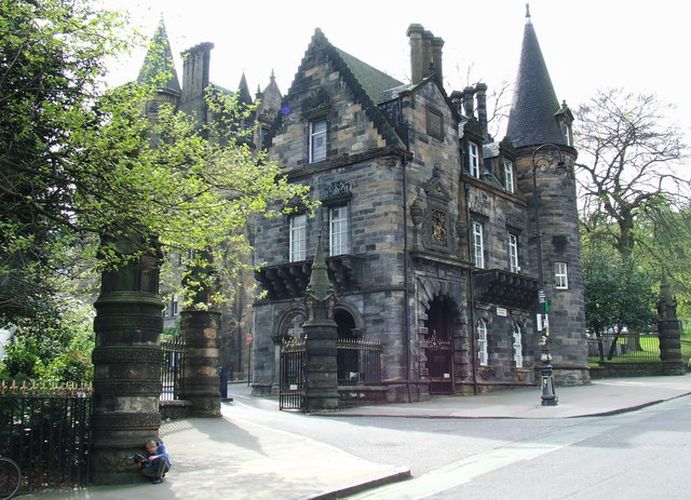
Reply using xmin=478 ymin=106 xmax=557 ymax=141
xmin=309 ymin=118 xmax=327 ymax=163
xmin=468 ymin=143 xmax=480 ymax=178
xmin=561 ymin=123 xmax=572 ymax=147
xmin=555 ymin=101 xmax=574 ymax=147
xmin=503 ymin=159 xmax=515 ymax=193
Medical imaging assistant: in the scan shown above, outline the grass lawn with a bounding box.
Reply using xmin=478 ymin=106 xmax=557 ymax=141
xmin=589 ymin=336 xmax=691 ymax=364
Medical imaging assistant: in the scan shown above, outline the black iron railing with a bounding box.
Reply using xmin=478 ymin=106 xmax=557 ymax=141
xmin=161 ymin=337 xmax=186 ymax=401
xmin=0 ymin=382 xmax=92 ymax=494
xmin=279 ymin=340 xmax=305 ymax=410
xmin=588 ymin=332 xmax=661 ymax=362
xmin=337 ymin=339 xmax=382 ymax=385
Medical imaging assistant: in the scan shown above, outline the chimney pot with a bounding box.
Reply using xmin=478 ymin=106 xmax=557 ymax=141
xmin=462 ymin=86 xmax=475 ymax=118
xmin=431 ymin=37 xmax=444 ymax=85
xmin=407 ymin=24 xmax=425 ymax=85
xmin=475 ymin=82 xmax=488 ymax=137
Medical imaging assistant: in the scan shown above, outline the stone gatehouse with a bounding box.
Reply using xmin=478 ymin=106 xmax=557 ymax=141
xmin=141 ymin=9 xmax=589 ymax=403
xmin=251 ymin=13 xmax=588 ymax=402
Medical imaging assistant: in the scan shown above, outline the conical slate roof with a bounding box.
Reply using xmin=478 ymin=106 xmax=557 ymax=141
xmin=506 ymin=11 xmax=564 ymax=148
xmin=237 ymin=73 xmax=253 ymax=105
xmin=137 ymin=19 xmax=181 ymax=94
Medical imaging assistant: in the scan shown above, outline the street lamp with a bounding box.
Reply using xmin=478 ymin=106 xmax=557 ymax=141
xmin=531 ymin=143 xmax=566 ymax=407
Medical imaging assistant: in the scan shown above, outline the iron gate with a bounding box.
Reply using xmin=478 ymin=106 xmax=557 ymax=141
xmin=279 ymin=340 xmax=305 ymax=410
xmin=426 ymin=332 xmax=453 ymax=394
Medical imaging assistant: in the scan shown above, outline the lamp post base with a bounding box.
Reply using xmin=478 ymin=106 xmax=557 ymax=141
xmin=540 ymin=361 xmax=558 ymax=406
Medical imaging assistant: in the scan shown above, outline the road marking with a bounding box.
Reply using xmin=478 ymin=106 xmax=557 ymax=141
xmin=348 ymin=424 xmax=616 ymax=500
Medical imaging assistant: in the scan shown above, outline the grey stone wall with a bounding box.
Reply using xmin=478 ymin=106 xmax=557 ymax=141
xmin=466 ymin=182 xmax=531 ymax=273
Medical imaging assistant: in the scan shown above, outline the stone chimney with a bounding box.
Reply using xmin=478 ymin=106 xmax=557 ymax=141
xmin=431 ymin=36 xmax=444 ymax=84
xmin=407 ymin=24 xmax=443 ymax=85
xmin=181 ymin=42 xmax=214 ymax=103
xmin=462 ymin=86 xmax=475 ymax=118
xmin=422 ymin=30 xmax=433 ymax=77
xmin=450 ymin=90 xmax=464 ymax=115
xmin=407 ymin=24 xmax=425 ymax=84
xmin=475 ymin=82 xmax=488 ymax=136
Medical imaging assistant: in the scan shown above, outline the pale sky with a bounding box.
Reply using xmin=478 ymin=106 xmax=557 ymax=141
xmin=103 ymin=0 xmax=691 ymax=143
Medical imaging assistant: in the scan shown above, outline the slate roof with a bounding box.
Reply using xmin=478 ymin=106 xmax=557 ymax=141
xmin=506 ymin=15 xmax=565 ymax=148
xmin=269 ymin=29 xmax=407 ymax=150
xmin=334 ymin=48 xmax=404 ymax=104
xmin=137 ymin=19 xmax=181 ymax=95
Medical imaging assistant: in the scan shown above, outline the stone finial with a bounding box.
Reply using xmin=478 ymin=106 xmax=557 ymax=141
xmin=305 ymin=232 xmax=334 ymax=302
xmin=526 ymin=3 xmax=531 ymax=21
xmin=657 ymin=273 xmax=677 ymax=320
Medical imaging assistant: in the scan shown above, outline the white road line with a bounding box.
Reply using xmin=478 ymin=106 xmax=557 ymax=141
xmin=349 ymin=424 xmax=617 ymax=500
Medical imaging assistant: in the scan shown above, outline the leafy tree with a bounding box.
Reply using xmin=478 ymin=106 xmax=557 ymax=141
xmin=575 ymin=88 xmax=690 ymax=337
xmin=634 ymin=203 xmax=691 ymax=333
xmin=575 ymin=88 xmax=688 ymax=260
xmin=0 ymin=294 xmax=93 ymax=383
xmin=582 ymin=231 xmax=657 ymax=358
xmin=1 ymin=0 xmax=308 ymax=322
xmin=1 ymin=0 xmax=309 ymax=382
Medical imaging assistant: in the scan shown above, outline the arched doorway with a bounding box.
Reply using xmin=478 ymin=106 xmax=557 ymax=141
xmin=335 ymin=308 xmax=357 ymax=339
xmin=275 ymin=308 xmax=307 ymax=410
xmin=273 ymin=308 xmax=306 ymax=394
xmin=425 ymin=296 xmax=455 ymax=394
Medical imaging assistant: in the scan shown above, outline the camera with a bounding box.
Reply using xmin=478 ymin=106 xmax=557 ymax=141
xmin=129 ymin=453 xmax=148 ymax=463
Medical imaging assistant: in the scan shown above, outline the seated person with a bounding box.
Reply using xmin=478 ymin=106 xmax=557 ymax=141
xmin=137 ymin=439 xmax=171 ymax=484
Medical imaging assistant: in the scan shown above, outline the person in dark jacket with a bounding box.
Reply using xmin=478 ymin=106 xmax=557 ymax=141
xmin=139 ymin=439 xmax=171 ymax=484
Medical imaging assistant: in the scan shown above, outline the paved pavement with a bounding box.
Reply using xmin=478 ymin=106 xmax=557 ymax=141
xmin=322 ymin=374 xmax=691 ymax=419
xmin=29 ymin=374 xmax=691 ymax=499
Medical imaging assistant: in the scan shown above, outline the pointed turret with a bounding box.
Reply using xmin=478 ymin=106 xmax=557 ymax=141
xmin=508 ymin=6 xmax=588 ymax=386
xmin=137 ymin=18 xmax=181 ymax=95
xmin=237 ymin=73 xmax=253 ymax=106
xmin=305 ymin=232 xmax=334 ymax=302
xmin=506 ymin=6 xmax=564 ymax=148
xmin=256 ymin=71 xmax=282 ymax=116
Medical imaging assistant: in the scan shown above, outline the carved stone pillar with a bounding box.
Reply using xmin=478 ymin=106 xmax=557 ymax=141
xmin=91 ymin=247 xmax=163 ymax=484
xmin=304 ymin=233 xmax=339 ymax=411
xmin=180 ymin=251 xmax=221 ymax=417
xmin=180 ymin=309 xmax=221 ymax=416
xmin=657 ymin=275 xmax=685 ymax=375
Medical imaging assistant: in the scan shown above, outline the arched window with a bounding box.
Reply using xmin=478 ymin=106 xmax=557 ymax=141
xmin=334 ymin=308 xmax=357 ymax=339
xmin=512 ymin=323 xmax=523 ymax=368
xmin=477 ymin=319 xmax=488 ymax=366
xmin=279 ymin=311 xmax=305 ymax=343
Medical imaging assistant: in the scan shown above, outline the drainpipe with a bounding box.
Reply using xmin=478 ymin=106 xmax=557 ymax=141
xmin=464 ymin=182 xmax=479 ymax=395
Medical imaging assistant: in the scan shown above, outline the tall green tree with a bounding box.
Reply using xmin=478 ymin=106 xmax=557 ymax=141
xmin=582 ymin=231 xmax=657 ymax=336
xmin=1 ymin=0 xmax=308 ymax=328
xmin=575 ymin=88 xmax=688 ymax=260
xmin=575 ymin=89 xmax=690 ymax=333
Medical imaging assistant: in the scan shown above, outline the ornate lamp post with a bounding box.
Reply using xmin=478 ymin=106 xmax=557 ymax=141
xmin=531 ymin=143 xmax=566 ymax=406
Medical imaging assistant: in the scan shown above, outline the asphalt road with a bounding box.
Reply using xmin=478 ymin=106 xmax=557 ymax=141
xmin=227 ymin=386 xmax=691 ymax=499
